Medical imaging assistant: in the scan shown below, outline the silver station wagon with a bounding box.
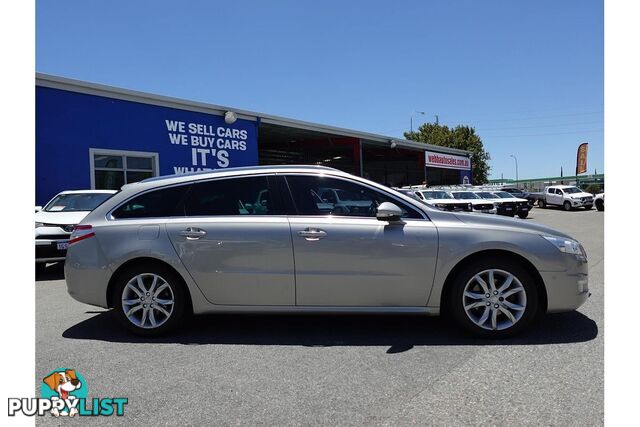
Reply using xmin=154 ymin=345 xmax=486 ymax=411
xmin=65 ymin=165 xmax=589 ymax=337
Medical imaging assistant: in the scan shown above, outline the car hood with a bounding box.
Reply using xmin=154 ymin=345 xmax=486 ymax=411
xmin=568 ymin=192 xmax=594 ymax=198
xmin=34 ymin=210 xmax=90 ymax=225
xmin=450 ymin=211 xmax=574 ymax=240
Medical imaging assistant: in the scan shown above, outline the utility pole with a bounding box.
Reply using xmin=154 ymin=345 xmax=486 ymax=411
xmin=434 ymin=114 xmax=439 ymax=125
xmin=410 ymin=111 xmax=426 ymax=133
xmin=510 ymin=154 xmax=518 ymax=186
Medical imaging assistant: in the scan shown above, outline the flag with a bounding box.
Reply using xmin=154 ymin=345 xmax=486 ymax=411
xmin=576 ymin=143 xmax=588 ymax=175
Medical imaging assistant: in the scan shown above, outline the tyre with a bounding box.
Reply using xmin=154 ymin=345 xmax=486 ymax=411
xmin=596 ymin=199 xmax=604 ymax=211
xmin=447 ymin=259 xmax=539 ymax=338
xmin=111 ymin=262 xmax=187 ymax=336
xmin=584 ymin=205 xmax=592 ymax=210
xmin=517 ymin=211 xmax=529 ymax=219
xmin=537 ymin=199 xmax=546 ymax=208
xmin=563 ymin=201 xmax=572 ymax=211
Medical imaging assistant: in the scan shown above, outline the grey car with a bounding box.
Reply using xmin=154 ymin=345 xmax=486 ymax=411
xmin=65 ymin=165 xmax=589 ymax=338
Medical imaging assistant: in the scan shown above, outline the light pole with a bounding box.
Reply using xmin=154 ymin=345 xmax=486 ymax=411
xmin=510 ymin=154 xmax=519 ymax=186
xmin=410 ymin=111 xmax=425 ymax=133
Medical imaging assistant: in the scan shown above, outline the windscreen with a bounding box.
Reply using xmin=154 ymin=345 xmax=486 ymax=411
xmin=452 ymin=192 xmax=480 ymax=200
xmin=420 ymin=191 xmax=453 ymax=200
xmin=44 ymin=193 xmax=113 ymax=212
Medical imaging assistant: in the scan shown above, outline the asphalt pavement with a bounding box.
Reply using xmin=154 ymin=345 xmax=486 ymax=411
xmin=35 ymin=207 xmax=603 ymax=426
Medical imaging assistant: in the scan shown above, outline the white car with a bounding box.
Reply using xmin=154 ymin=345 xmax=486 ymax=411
xmin=448 ymin=190 xmax=497 ymax=214
xmin=413 ymin=189 xmax=473 ymax=212
xmin=540 ymin=185 xmax=594 ymax=211
xmin=594 ymin=193 xmax=604 ymax=211
xmin=35 ymin=190 xmax=116 ymax=269
xmin=474 ymin=190 xmax=531 ymax=219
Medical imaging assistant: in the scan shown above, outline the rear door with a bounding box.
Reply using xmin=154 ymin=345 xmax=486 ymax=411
xmin=165 ymin=175 xmax=295 ymax=306
xmin=283 ymin=174 xmax=438 ymax=307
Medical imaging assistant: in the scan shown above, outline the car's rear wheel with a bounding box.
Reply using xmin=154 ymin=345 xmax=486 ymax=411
xmin=112 ymin=263 xmax=187 ymax=336
xmin=448 ymin=259 xmax=539 ymax=338
xmin=538 ymin=200 xmax=546 ymax=208
xmin=563 ymin=201 xmax=572 ymax=211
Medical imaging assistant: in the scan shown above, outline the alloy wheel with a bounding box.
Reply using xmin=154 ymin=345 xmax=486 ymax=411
xmin=121 ymin=273 xmax=175 ymax=329
xmin=462 ymin=269 xmax=527 ymax=331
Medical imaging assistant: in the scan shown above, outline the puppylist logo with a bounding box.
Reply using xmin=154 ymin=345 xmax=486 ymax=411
xmin=7 ymin=368 xmax=127 ymax=417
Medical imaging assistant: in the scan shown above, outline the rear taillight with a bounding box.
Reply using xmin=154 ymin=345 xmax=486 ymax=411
xmin=69 ymin=224 xmax=95 ymax=245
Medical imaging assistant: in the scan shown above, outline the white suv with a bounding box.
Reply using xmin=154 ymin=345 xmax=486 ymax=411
xmin=35 ymin=190 xmax=116 ymax=269
xmin=540 ymin=185 xmax=594 ymax=211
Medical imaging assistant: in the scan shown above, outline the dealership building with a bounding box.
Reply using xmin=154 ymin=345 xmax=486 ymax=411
xmin=36 ymin=73 xmax=472 ymax=205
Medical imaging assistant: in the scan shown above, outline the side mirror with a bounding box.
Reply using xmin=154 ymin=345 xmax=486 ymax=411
xmin=376 ymin=202 xmax=403 ymax=222
xmin=35 ymin=206 xmax=43 ymax=213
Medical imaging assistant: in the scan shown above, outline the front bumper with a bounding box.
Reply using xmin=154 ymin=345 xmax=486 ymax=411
xmin=541 ymin=253 xmax=589 ymax=312
xmin=570 ymin=199 xmax=594 ymax=207
xmin=35 ymin=239 xmax=69 ymax=262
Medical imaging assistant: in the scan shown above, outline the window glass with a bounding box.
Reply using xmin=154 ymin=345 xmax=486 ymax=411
xmin=95 ymin=170 xmax=125 ymax=190
xmin=44 ymin=193 xmax=113 ymax=212
xmin=184 ymin=176 xmax=273 ymax=216
xmin=94 ymin=154 xmax=123 ymax=169
xmin=126 ymin=156 xmax=153 ymax=170
xmin=285 ymin=175 xmax=421 ymax=218
xmin=451 ymin=192 xmax=480 ymax=200
xmin=126 ymin=171 xmax=154 ymax=183
xmin=112 ymin=185 xmax=188 ymax=219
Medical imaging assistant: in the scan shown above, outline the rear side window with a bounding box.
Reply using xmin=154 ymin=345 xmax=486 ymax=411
xmin=112 ymin=185 xmax=189 ymax=219
xmin=184 ymin=176 xmax=273 ymax=216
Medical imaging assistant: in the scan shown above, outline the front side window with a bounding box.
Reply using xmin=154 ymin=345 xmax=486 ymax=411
xmin=184 ymin=176 xmax=273 ymax=216
xmin=285 ymin=175 xmax=421 ymax=218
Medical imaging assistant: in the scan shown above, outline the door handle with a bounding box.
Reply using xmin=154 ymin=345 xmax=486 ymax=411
xmin=297 ymin=228 xmax=327 ymax=240
xmin=180 ymin=227 xmax=207 ymax=239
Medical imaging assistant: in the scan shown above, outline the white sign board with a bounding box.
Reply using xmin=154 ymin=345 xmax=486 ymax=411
xmin=425 ymin=150 xmax=471 ymax=170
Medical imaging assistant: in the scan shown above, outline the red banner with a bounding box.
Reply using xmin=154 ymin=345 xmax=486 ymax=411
xmin=576 ymin=143 xmax=588 ymax=175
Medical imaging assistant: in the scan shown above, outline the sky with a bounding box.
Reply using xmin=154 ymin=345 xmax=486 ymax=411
xmin=36 ymin=0 xmax=603 ymax=181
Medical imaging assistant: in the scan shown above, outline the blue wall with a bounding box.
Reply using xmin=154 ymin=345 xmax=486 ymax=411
xmin=36 ymin=87 xmax=258 ymax=205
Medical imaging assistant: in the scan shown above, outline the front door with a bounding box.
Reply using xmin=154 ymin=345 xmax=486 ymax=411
xmin=284 ymin=174 xmax=438 ymax=307
xmin=166 ymin=175 xmax=295 ymax=306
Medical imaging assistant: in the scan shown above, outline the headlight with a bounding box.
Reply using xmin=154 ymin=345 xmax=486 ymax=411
xmin=542 ymin=235 xmax=587 ymax=258
xmin=35 ymin=222 xmax=44 ymax=228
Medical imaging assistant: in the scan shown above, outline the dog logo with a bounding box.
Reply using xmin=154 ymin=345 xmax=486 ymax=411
xmin=8 ymin=368 xmax=127 ymax=417
xmin=41 ymin=369 xmax=86 ymax=417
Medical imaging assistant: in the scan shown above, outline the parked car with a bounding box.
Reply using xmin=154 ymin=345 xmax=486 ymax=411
xmin=65 ymin=165 xmax=589 ymax=338
xmin=474 ymin=191 xmax=530 ymax=219
xmin=500 ymin=187 xmax=536 ymax=208
xmin=35 ymin=190 xmax=117 ymax=270
xmin=448 ymin=190 xmax=497 ymax=214
xmin=538 ymin=185 xmax=594 ymax=210
xmin=397 ymin=188 xmax=473 ymax=212
xmin=594 ymin=193 xmax=604 ymax=211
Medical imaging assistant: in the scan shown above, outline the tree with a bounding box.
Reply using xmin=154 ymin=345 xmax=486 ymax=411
xmin=404 ymin=123 xmax=491 ymax=185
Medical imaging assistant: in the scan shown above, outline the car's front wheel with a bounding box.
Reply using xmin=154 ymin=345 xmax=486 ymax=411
xmin=517 ymin=211 xmax=529 ymax=219
xmin=448 ymin=259 xmax=539 ymax=338
xmin=596 ymin=199 xmax=604 ymax=211
xmin=563 ymin=201 xmax=572 ymax=211
xmin=112 ymin=263 xmax=187 ymax=336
